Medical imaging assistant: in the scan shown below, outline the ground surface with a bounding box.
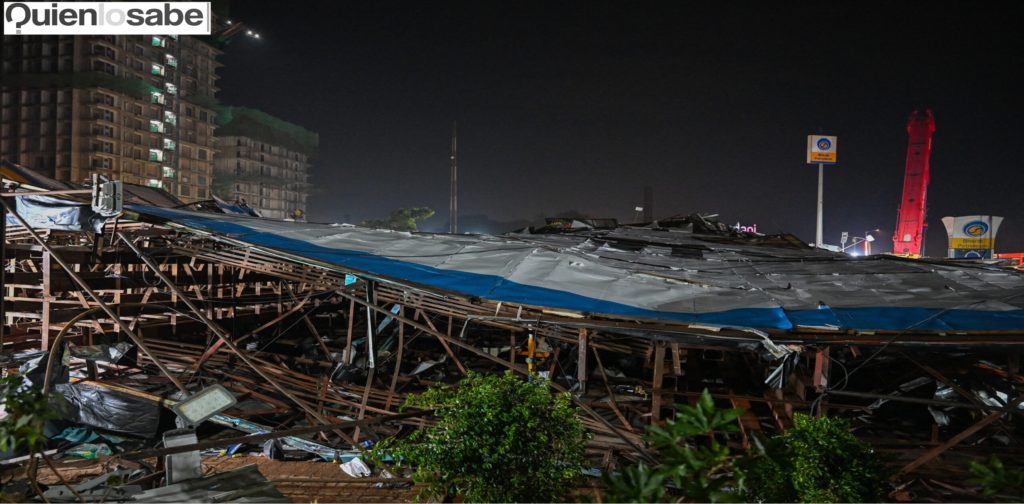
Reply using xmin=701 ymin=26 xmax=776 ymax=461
xmin=9 ymin=454 xmax=418 ymax=503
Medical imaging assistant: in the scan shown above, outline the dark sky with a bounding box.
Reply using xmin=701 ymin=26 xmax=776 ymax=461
xmin=217 ymin=1 xmax=1024 ymax=253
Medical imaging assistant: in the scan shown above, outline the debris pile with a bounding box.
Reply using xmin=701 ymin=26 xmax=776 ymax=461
xmin=2 ymin=161 xmax=1023 ymax=501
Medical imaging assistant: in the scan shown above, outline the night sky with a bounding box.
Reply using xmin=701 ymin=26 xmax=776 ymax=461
xmin=218 ymin=2 xmax=1023 ymax=253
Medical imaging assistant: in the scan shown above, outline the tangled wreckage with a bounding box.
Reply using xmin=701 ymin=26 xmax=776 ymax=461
xmin=2 ymin=160 xmax=1024 ymax=501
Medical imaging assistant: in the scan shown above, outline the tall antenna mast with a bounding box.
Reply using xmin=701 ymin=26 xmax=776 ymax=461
xmin=449 ymin=121 xmax=458 ymax=234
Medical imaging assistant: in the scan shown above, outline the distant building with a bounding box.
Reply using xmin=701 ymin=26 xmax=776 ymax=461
xmin=213 ymin=107 xmax=316 ymax=220
xmin=1 ymin=34 xmax=220 ymax=202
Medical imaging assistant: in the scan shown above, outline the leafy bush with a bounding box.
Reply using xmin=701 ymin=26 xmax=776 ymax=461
xmin=603 ymin=389 xmax=746 ymax=503
xmin=0 ymin=375 xmax=61 ymax=454
xmin=745 ymin=413 xmax=889 ymax=503
xmin=377 ymin=372 xmax=589 ymax=502
xmin=969 ymin=455 xmax=1024 ymax=501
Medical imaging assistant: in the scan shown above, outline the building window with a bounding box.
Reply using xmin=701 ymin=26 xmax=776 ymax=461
xmin=97 ymin=92 xmax=115 ymax=106
xmin=162 ymin=166 xmax=175 ymax=178
xmin=92 ymin=45 xmax=115 ymax=59
xmin=164 ymin=111 xmax=176 ymax=125
xmin=185 ymin=106 xmax=194 ymax=117
xmin=151 ymin=36 xmax=165 ymax=47
xmin=148 ymin=179 xmax=162 ymax=188
xmin=151 ymin=92 xmax=166 ymax=105
xmin=200 ymin=111 xmax=208 ymax=122
xmin=92 ymin=61 xmax=116 ymax=75
xmin=93 ymin=141 xmax=114 ymax=153
xmin=162 ymin=138 xmax=176 ymax=150
xmin=198 ymin=149 xmax=208 ymax=160
xmin=96 ymin=125 xmax=114 ymax=137
xmin=165 ymin=83 xmax=177 ymax=95
xmin=151 ymin=63 xmax=165 ymax=76
xmin=98 ymin=109 xmax=115 ymax=122
xmin=165 ymin=54 xmax=177 ymax=67
xmin=149 ymin=149 xmax=164 ymax=162
xmin=149 ymin=120 xmax=164 ymax=133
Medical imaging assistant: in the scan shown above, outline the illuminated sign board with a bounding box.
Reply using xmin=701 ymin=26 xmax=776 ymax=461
xmin=807 ymin=135 xmax=838 ymax=164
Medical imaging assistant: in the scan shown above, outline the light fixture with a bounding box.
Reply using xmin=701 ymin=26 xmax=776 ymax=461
xmin=170 ymin=384 xmax=237 ymax=426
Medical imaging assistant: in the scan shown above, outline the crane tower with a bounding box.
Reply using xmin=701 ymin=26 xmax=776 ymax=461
xmin=892 ymin=109 xmax=936 ymax=256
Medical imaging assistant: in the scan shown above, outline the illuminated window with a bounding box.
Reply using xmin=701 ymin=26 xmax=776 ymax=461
xmin=165 ymin=54 xmax=178 ymax=67
xmin=162 ymin=138 xmax=176 ymax=150
xmin=165 ymin=83 xmax=177 ymax=95
xmin=147 ymin=179 xmax=162 ymax=188
xmin=149 ymin=149 xmax=164 ymax=162
xmin=151 ymin=92 xmax=165 ymax=105
xmin=164 ymin=111 xmax=177 ymax=125
xmin=162 ymin=166 xmax=175 ymax=178
xmin=151 ymin=36 xmax=165 ymax=47
xmin=151 ymin=63 xmax=165 ymax=76
xmin=149 ymin=120 xmax=164 ymax=133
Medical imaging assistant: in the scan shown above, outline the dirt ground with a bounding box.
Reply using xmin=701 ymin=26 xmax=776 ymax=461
xmin=8 ymin=454 xmax=419 ymax=503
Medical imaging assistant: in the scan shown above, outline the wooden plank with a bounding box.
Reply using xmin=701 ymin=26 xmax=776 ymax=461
xmin=578 ymin=328 xmax=588 ymax=394
xmin=729 ymin=396 xmax=762 ymax=448
xmin=651 ymin=341 xmax=666 ymax=424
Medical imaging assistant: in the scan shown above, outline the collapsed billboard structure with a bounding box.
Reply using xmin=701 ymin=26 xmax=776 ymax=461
xmin=2 ymin=161 xmax=1023 ymax=500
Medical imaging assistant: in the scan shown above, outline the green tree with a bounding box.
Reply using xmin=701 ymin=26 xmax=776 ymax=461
xmin=603 ymin=389 xmax=746 ymax=503
xmin=361 ymin=207 xmax=435 ymax=232
xmin=376 ymin=372 xmax=589 ymax=502
xmin=969 ymin=455 xmax=1024 ymax=501
xmin=1 ymin=375 xmax=68 ymax=501
xmin=744 ymin=413 xmax=890 ymax=503
xmin=0 ymin=376 xmax=60 ymax=454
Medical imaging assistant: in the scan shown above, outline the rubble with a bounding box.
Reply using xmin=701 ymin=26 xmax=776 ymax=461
xmin=2 ymin=160 xmax=1023 ymax=501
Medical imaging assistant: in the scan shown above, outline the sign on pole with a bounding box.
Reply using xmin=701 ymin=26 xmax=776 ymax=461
xmin=807 ymin=135 xmax=838 ymax=164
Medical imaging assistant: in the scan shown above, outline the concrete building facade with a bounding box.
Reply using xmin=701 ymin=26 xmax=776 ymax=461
xmin=213 ymin=108 xmax=315 ymax=220
xmin=1 ymin=34 xmax=221 ymax=202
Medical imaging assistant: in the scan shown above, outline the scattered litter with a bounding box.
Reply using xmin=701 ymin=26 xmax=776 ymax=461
xmin=340 ymin=457 xmax=372 ymax=478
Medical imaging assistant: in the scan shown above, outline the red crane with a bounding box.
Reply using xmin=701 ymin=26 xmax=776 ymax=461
xmin=892 ymin=109 xmax=936 ymax=256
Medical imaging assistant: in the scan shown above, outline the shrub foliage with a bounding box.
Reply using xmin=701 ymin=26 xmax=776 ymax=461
xmin=604 ymin=391 xmax=890 ymax=503
xmin=379 ymin=372 xmax=589 ymax=502
xmin=744 ymin=413 xmax=889 ymax=503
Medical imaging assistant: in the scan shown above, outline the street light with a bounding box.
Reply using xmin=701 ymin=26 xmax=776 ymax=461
xmin=840 ymin=229 xmax=880 ymax=256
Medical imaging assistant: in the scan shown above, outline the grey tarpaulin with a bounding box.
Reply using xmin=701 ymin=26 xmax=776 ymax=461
xmin=54 ymin=382 xmax=161 ymax=438
xmin=129 ymin=205 xmax=1024 ymax=333
xmin=9 ymin=194 xmax=105 ymax=233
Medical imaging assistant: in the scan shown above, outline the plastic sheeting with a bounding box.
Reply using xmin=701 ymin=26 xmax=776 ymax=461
xmin=7 ymin=194 xmax=105 ymax=233
xmin=128 ymin=204 xmax=1024 ymax=333
xmin=55 ymin=382 xmax=162 ymax=438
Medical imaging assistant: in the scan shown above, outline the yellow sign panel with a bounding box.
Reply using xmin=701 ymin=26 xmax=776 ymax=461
xmin=950 ymin=237 xmax=994 ymax=249
xmin=808 ymin=151 xmax=837 ymax=163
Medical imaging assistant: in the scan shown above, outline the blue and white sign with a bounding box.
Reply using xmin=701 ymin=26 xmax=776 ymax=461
xmin=807 ymin=135 xmax=838 ymax=164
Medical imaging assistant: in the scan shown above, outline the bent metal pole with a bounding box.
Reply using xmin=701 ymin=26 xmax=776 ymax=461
xmin=116 ymin=231 xmax=355 ymax=444
xmin=0 ymin=198 xmax=187 ymax=392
